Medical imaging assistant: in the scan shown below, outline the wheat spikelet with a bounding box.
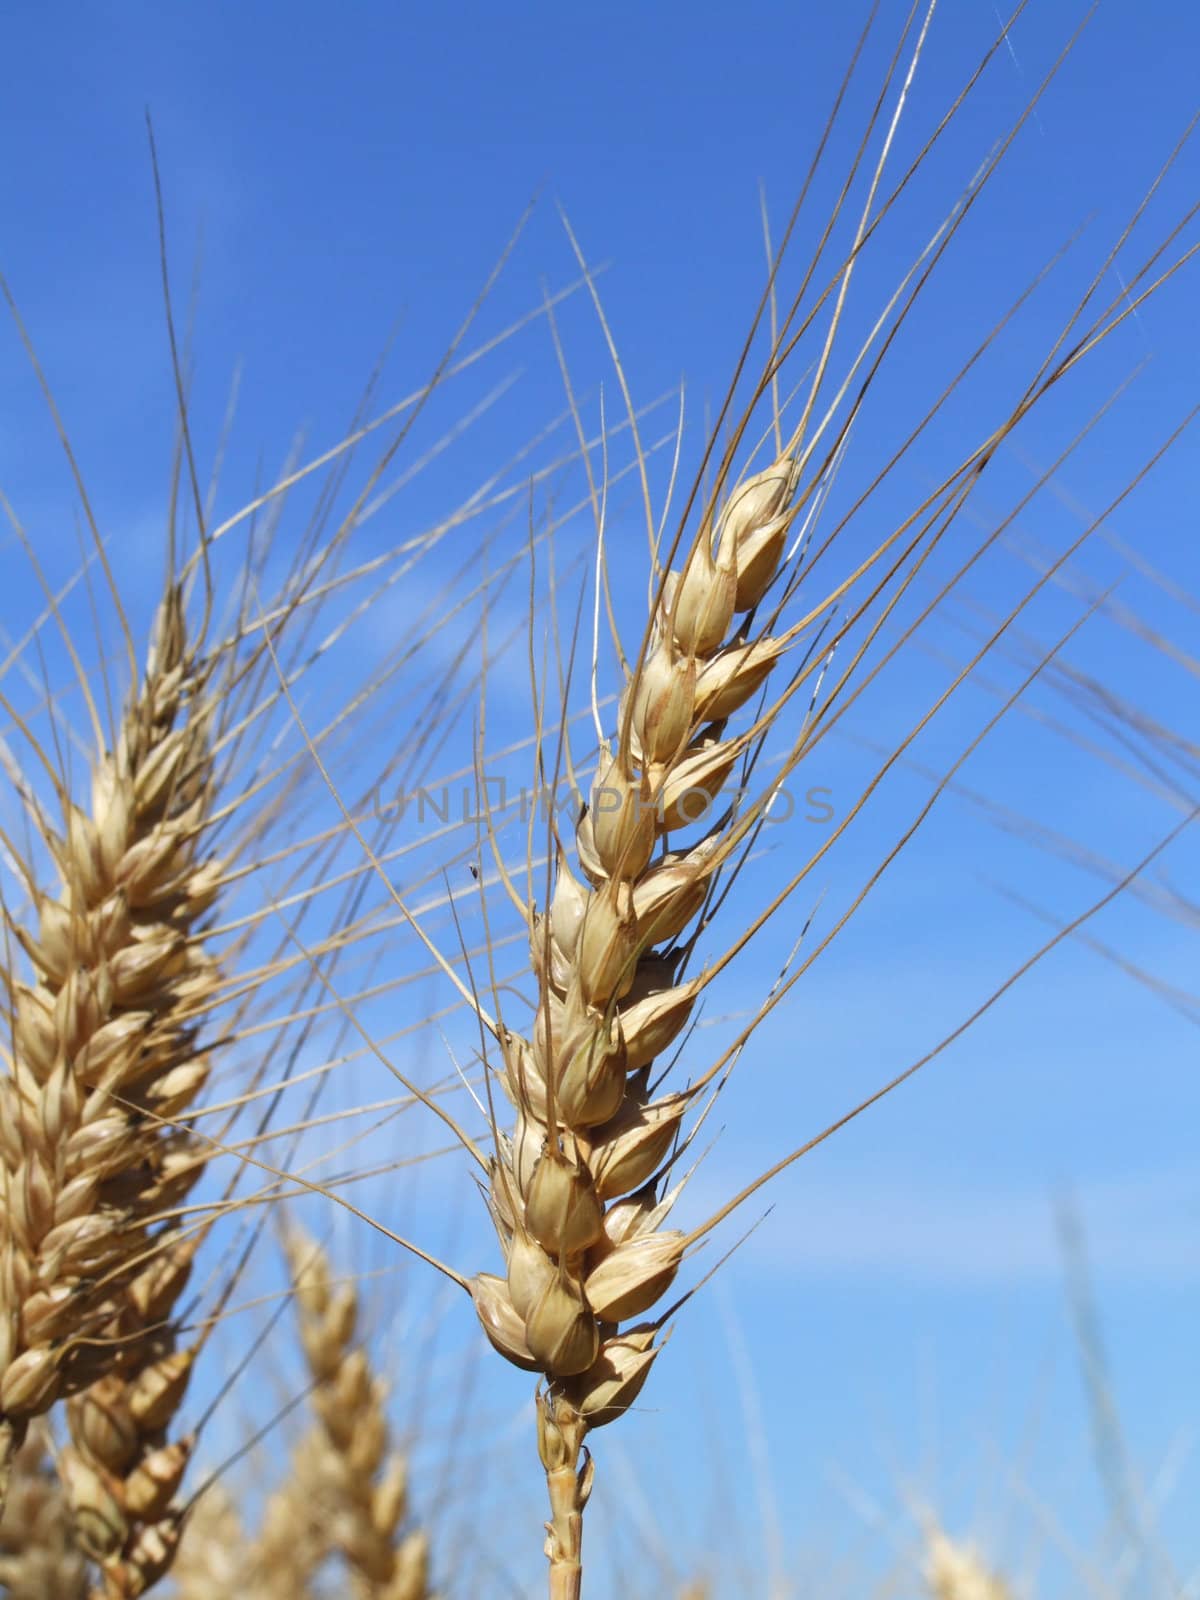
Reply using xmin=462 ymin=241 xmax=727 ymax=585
xmin=0 ymin=582 xmax=221 ymax=1590
xmin=0 ymin=1423 xmax=88 ymax=1600
xmin=283 ymin=1227 xmax=433 ymax=1600
xmin=924 ymin=1527 xmax=1014 ymax=1600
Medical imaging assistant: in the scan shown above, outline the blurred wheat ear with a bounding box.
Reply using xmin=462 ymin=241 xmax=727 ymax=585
xmin=167 ymin=1477 xmax=249 ymax=1600
xmin=170 ymin=1228 xmax=438 ymax=1600
xmin=280 ymin=1225 xmax=434 ymax=1600
xmin=924 ymin=1525 xmax=1014 ymax=1600
xmin=0 ymin=1423 xmax=88 ymax=1600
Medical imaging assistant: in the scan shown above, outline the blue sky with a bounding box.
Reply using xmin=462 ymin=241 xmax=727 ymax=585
xmin=3 ymin=2 xmax=1198 ymax=1594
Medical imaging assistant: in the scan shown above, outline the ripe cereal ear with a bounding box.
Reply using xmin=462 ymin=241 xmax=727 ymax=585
xmin=274 ymin=1229 xmax=435 ymax=1598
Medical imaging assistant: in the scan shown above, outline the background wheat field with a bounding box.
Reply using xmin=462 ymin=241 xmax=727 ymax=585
xmin=1 ymin=3 xmax=1197 ymax=1596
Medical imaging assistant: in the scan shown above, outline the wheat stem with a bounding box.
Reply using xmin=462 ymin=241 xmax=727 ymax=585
xmin=538 ymin=1390 xmax=590 ymax=1600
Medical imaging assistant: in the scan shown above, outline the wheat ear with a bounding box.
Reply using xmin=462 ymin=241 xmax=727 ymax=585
xmin=0 ymin=1423 xmax=88 ymax=1600
xmin=60 ymin=583 xmax=228 ymax=1598
xmin=175 ymin=1458 xmax=328 ymax=1600
xmin=284 ymin=1226 xmax=434 ymax=1600
xmin=467 ymin=450 xmax=803 ymax=1598
xmin=0 ymin=582 xmax=220 ymax=1590
xmin=169 ymin=1478 xmax=251 ymax=1600
xmin=246 ymin=1432 xmax=333 ymax=1599
xmin=924 ymin=1527 xmax=1014 ymax=1600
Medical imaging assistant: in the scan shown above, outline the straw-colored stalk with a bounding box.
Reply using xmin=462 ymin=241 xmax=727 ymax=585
xmin=469 ymin=453 xmax=804 ymax=1597
xmin=284 ymin=1227 xmax=433 ymax=1600
xmin=0 ymin=584 xmax=222 ymax=1594
xmin=0 ymin=1423 xmax=88 ymax=1600
xmin=925 ymin=1527 xmax=1014 ymax=1600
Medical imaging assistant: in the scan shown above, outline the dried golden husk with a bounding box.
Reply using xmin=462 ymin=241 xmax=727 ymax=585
xmin=657 ymin=738 xmax=741 ymax=833
xmin=583 ymin=1093 xmax=690 ymax=1201
xmin=575 ymin=879 xmax=640 ymax=1009
xmin=669 ymin=541 xmax=737 ymax=659
xmin=523 ymin=1274 xmax=600 ymax=1378
xmin=523 ymin=1148 xmax=606 ymax=1256
xmin=693 ymin=636 xmax=785 ymax=722
xmin=588 ymin=754 xmax=657 ymax=879
xmin=506 ymin=1231 xmax=557 ymax=1322
xmin=564 ymin=1326 xmax=660 ymax=1427
xmin=627 ymin=644 xmax=696 ymax=764
xmin=585 ymin=1230 xmax=685 ymax=1323
xmin=469 ymin=1274 xmax=542 ymax=1373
